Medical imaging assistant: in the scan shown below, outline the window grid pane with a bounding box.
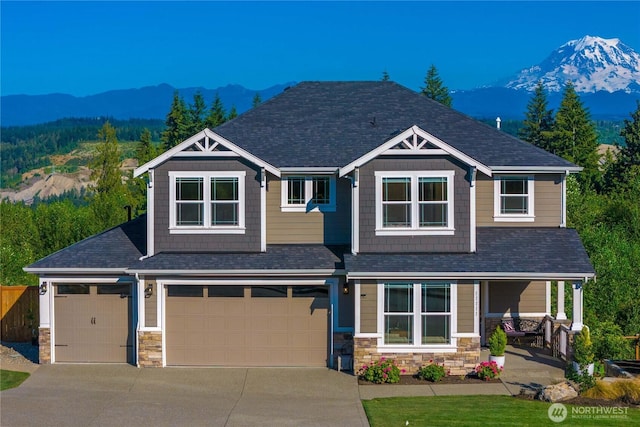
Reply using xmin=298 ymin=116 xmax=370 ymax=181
xmin=287 ymin=178 xmax=305 ymax=204
xmin=421 ymin=283 xmax=451 ymax=345
xmin=311 ymin=177 xmax=330 ymax=205
xmin=385 ymin=315 xmax=413 ymax=344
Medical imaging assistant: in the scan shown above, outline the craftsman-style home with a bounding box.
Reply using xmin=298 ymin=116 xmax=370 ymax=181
xmin=27 ymin=81 xmax=595 ymax=373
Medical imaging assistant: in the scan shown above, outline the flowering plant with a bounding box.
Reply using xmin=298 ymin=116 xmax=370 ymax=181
xmin=358 ymin=357 xmax=403 ymax=384
xmin=418 ymin=360 xmax=450 ymax=382
xmin=475 ymin=361 xmax=503 ymax=381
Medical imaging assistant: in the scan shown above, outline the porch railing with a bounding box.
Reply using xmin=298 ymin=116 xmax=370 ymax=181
xmin=543 ymin=315 xmax=574 ymax=361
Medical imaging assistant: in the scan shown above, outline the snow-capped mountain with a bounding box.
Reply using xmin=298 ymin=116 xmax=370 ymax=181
xmin=503 ymin=35 xmax=640 ymax=94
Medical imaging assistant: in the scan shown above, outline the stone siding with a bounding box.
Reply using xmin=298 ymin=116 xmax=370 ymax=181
xmin=138 ymin=331 xmax=163 ymax=367
xmin=353 ymin=336 xmax=480 ymax=376
xmin=38 ymin=327 xmax=51 ymax=364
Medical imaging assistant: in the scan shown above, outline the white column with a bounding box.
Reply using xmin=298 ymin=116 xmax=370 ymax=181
xmin=556 ymin=281 xmax=567 ymax=320
xmin=571 ymin=281 xmax=584 ymax=331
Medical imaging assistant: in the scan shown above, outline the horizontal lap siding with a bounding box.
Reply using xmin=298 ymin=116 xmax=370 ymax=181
xmin=154 ymin=158 xmax=262 ymax=252
xmin=359 ymin=281 xmax=377 ymax=333
xmin=456 ymin=281 xmax=474 ymax=333
xmin=359 ymin=157 xmax=471 ymax=253
xmin=476 ymin=174 xmax=562 ymax=227
xmin=488 ymin=280 xmax=546 ymax=314
xmin=144 ymin=279 xmax=157 ymax=328
xmin=266 ymin=177 xmax=351 ymax=244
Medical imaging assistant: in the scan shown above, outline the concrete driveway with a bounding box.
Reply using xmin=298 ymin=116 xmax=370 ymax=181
xmin=1 ymin=365 xmax=368 ymax=427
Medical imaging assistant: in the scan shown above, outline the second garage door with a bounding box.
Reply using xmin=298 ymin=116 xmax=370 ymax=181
xmin=165 ymin=285 xmax=329 ymax=366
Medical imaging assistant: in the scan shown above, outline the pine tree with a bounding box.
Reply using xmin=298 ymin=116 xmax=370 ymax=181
xmin=519 ymin=81 xmax=554 ymax=151
xmin=162 ymin=91 xmax=189 ymax=151
xmin=551 ymin=82 xmax=600 ymax=188
xmin=604 ymin=101 xmax=640 ymax=191
xmin=91 ymin=122 xmax=122 ymax=194
xmin=252 ymin=92 xmax=262 ymax=108
xmin=420 ymin=64 xmax=452 ymax=107
xmin=136 ymin=128 xmax=156 ymax=165
xmin=227 ymin=105 xmax=238 ymax=120
xmin=205 ymin=93 xmax=227 ymax=129
xmin=381 ymin=70 xmax=390 ymax=81
xmin=189 ymin=91 xmax=207 ymax=134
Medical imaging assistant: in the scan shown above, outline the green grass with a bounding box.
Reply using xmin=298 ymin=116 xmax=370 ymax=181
xmin=0 ymin=369 xmax=30 ymax=391
xmin=362 ymin=395 xmax=640 ymax=427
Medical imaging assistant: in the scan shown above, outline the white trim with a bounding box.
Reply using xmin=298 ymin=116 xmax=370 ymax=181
xmin=561 ymin=172 xmax=567 ymax=228
xmin=260 ymin=168 xmax=267 ymax=252
xmin=473 ymin=281 xmax=480 ymax=336
xmin=546 ymin=281 xmax=551 ymax=315
xmin=347 ymin=272 xmax=596 ymax=280
xmin=134 ymin=129 xmax=280 ymax=178
xmin=556 ymin=280 xmax=567 ymax=320
xmin=168 ymin=171 xmax=246 ymax=234
xmin=340 ymin=126 xmax=492 ymax=177
xmin=374 ymin=170 xmax=455 ymax=235
xmin=147 ymin=170 xmax=155 ymax=256
xmin=481 ymin=280 xmax=489 ymax=346
xmin=280 ymin=175 xmax=337 ymax=212
xmin=352 ymin=171 xmax=360 ymax=255
xmin=490 ymin=166 xmax=583 ymax=173
xmin=137 ymin=278 xmax=145 ymax=332
xmin=377 ymin=346 xmax=458 ymax=353
xmin=354 ymin=280 xmax=361 ymax=335
xmin=493 ymin=175 xmax=535 ymax=222
xmin=279 ymin=167 xmax=338 ymax=174
xmin=127 ymin=269 xmax=345 ymax=276
xmin=470 ymin=167 xmax=477 ymax=252
xmin=39 ymin=278 xmax=51 ymax=328
xmin=355 ymin=333 xmax=383 ymax=339
xmin=174 ymin=151 xmax=240 ymax=158
xmin=485 ymin=312 xmax=550 ymax=318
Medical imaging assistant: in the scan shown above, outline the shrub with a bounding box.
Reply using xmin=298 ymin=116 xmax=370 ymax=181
xmin=573 ymin=326 xmax=595 ymax=367
xmin=566 ymin=364 xmax=596 ymax=393
xmin=418 ymin=361 xmax=448 ymax=382
xmin=488 ymin=326 xmax=507 ymax=356
xmin=475 ymin=361 xmax=503 ymax=381
xmin=591 ymin=321 xmax=635 ymax=360
xmin=358 ymin=358 xmax=402 ymax=384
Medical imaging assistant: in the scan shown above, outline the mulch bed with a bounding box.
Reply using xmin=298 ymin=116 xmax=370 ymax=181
xmin=358 ymin=374 xmax=502 ymax=385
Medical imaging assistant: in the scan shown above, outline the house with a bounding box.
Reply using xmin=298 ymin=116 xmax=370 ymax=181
xmin=26 ymin=81 xmax=595 ymax=373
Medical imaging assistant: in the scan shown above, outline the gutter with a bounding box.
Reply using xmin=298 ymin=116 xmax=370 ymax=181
xmin=347 ymin=271 xmax=596 ymax=281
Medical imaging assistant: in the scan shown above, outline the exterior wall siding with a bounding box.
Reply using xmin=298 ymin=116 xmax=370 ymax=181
xmin=153 ymin=158 xmax=262 ymax=252
xmin=144 ymin=279 xmax=157 ymax=328
xmin=488 ymin=280 xmax=547 ymax=314
xmin=457 ymin=281 xmax=475 ymax=333
xmin=353 ymin=336 xmax=480 ymax=376
xmin=266 ymin=176 xmax=351 ymax=244
xmin=358 ymin=156 xmax=471 ymax=253
xmin=476 ymin=174 xmax=562 ymax=227
xmin=359 ymin=281 xmax=377 ymax=333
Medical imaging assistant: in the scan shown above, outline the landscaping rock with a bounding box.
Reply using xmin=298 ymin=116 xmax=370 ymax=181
xmin=536 ymin=381 xmax=578 ymax=402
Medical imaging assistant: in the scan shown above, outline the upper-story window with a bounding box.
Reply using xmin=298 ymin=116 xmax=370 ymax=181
xmin=281 ymin=176 xmax=336 ymax=212
xmin=375 ymin=171 xmax=455 ymax=236
xmin=169 ymin=171 xmax=246 ymax=234
xmin=494 ymin=176 xmax=535 ymax=222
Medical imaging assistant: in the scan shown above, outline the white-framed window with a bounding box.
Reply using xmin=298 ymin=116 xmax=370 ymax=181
xmin=381 ymin=282 xmax=455 ymax=348
xmin=375 ymin=171 xmax=455 ymax=236
xmin=280 ymin=176 xmax=336 ymax=212
xmin=169 ymin=171 xmax=245 ymax=234
xmin=493 ymin=176 xmax=535 ymax=222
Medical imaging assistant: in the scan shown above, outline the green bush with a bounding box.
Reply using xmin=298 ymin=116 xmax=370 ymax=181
xmin=591 ymin=321 xmax=635 ymax=360
xmin=418 ymin=361 xmax=448 ymax=382
xmin=574 ymin=327 xmax=595 ymax=366
xmin=488 ymin=326 xmax=507 ymax=356
xmin=358 ymin=358 xmax=402 ymax=384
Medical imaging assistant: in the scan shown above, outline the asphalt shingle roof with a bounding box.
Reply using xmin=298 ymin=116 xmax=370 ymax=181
xmin=25 ymin=215 xmax=146 ymax=271
xmin=344 ymin=227 xmax=595 ymax=277
xmin=213 ymin=81 xmax=576 ymax=169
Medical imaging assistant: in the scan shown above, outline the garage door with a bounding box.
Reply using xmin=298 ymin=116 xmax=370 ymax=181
xmin=54 ymin=284 xmax=132 ymax=363
xmin=166 ymin=285 xmax=329 ymax=366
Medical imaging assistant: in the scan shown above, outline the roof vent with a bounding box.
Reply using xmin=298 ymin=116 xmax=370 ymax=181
xmin=496 ymin=117 xmax=502 ymax=130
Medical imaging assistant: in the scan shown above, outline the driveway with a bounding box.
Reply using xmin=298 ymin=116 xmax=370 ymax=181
xmin=1 ymin=365 xmax=368 ymax=427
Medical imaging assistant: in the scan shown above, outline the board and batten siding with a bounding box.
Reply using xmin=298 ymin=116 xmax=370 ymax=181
xmin=476 ymin=174 xmax=562 ymax=227
xmin=153 ymin=158 xmax=262 ymax=252
xmin=488 ymin=281 xmax=547 ymax=314
xmin=456 ymin=281 xmax=475 ymax=333
xmin=266 ymin=176 xmax=351 ymax=245
xmin=359 ymin=281 xmax=378 ymax=333
xmin=358 ymin=156 xmax=471 ymax=253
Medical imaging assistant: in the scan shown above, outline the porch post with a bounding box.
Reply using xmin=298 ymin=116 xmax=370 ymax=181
xmin=571 ymin=281 xmax=584 ymax=331
xmin=556 ymin=281 xmax=567 ymax=320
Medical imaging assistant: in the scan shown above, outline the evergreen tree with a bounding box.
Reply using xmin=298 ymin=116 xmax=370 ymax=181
xmin=550 ymin=82 xmax=600 ymax=188
xmin=420 ymin=64 xmax=452 ymax=107
xmin=136 ymin=128 xmax=156 ymax=165
xmin=381 ymin=70 xmax=390 ymax=81
xmin=604 ymin=101 xmax=640 ymax=191
xmin=90 ymin=122 xmax=122 ymax=195
xmin=252 ymin=92 xmax=262 ymax=108
xmin=189 ymin=91 xmax=207 ymax=134
xmin=205 ymin=93 xmax=227 ymax=129
xmin=519 ymin=81 xmax=554 ymax=151
xmin=162 ymin=91 xmax=189 ymax=151
xmin=227 ymin=105 xmax=238 ymax=120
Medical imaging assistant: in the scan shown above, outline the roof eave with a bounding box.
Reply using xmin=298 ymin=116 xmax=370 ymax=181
xmin=490 ymin=166 xmax=583 ymax=174
xmin=346 ymin=271 xmax=596 ymax=281
xmin=127 ymin=268 xmax=346 ymax=276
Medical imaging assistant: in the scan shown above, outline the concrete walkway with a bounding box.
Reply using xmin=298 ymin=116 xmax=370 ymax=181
xmin=1 ymin=365 xmax=368 ymax=427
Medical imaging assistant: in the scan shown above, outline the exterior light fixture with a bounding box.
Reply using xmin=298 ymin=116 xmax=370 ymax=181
xmin=144 ymin=283 xmax=153 ymax=298
xmin=342 ymin=282 xmax=350 ymax=295
xmin=39 ymin=282 xmax=48 ymax=295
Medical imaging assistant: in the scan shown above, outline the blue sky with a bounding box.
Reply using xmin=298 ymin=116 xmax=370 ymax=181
xmin=2 ymin=1 xmax=639 ymax=96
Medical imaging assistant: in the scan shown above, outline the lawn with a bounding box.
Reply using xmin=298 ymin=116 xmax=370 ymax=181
xmin=362 ymin=395 xmax=640 ymax=427
xmin=0 ymin=369 xmax=30 ymax=391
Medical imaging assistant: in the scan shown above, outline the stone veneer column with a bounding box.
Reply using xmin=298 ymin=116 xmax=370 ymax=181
xmin=138 ymin=331 xmax=163 ymax=367
xmin=38 ymin=328 xmax=51 ymax=364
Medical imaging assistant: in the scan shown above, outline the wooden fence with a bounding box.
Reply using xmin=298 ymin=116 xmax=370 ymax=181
xmin=0 ymin=285 xmax=39 ymax=342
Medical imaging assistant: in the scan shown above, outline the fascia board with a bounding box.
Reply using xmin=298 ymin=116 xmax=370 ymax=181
xmin=346 ymin=271 xmax=596 ymax=280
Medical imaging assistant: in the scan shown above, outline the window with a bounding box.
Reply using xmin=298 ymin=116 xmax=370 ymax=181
xmin=281 ymin=176 xmax=336 ymax=212
xmin=251 ymin=286 xmax=288 ymax=298
xmin=208 ymin=286 xmax=244 ymax=298
xmin=169 ymin=171 xmax=245 ymax=233
xmin=375 ymin=171 xmax=454 ymax=235
xmin=494 ymin=176 xmax=535 ymax=221
xmin=383 ymin=282 xmax=453 ymax=347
